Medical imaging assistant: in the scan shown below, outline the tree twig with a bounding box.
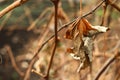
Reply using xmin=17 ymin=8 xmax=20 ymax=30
xmin=23 ymin=0 xmax=105 ymax=79
xmin=39 ymin=0 xmax=105 ymax=50
xmin=0 ymin=11 xmax=12 ymax=30
xmin=0 ymin=0 xmax=29 ymax=18
xmin=44 ymin=0 xmax=59 ymax=80
xmin=23 ymin=19 xmax=50 ymax=80
xmin=5 ymin=45 xmax=24 ymax=77
xmin=107 ymin=0 xmax=120 ymax=12
xmin=24 ymin=57 xmax=38 ymax=80
xmin=27 ymin=7 xmax=51 ymax=31
xmin=100 ymin=1 xmax=108 ymax=26
xmin=93 ymin=51 xmax=120 ymax=80
xmin=31 ymin=69 xmax=45 ymax=77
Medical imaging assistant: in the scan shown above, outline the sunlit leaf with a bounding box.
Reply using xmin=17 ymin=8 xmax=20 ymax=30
xmin=91 ymin=25 xmax=109 ymax=32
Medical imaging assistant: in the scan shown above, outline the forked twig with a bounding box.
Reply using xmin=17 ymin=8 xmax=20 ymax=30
xmin=24 ymin=0 xmax=105 ymax=79
xmin=40 ymin=0 xmax=105 ymax=49
xmin=24 ymin=56 xmax=38 ymax=80
xmin=23 ymin=18 xmax=50 ymax=80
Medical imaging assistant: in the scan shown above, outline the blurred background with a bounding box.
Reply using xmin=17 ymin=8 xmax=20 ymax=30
xmin=0 ymin=0 xmax=120 ymax=80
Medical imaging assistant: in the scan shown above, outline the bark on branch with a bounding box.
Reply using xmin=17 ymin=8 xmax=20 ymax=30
xmin=0 ymin=0 xmax=29 ymax=18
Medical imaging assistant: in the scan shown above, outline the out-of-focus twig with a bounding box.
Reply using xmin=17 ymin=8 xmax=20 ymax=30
xmin=115 ymin=71 xmax=120 ymax=80
xmin=27 ymin=7 xmax=51 ymax=31
xmin=0 ymin=0 xmax=29 ymax=18
xmin=31 ymin=69 xmax=45 ymax=77
xmin=79 ymin=0 xmax=82 ymax=17
xmin=24 ymin=7 xmax=33 ymax=25
xmin=93 ymin=51 xmax=120 ymax=80
xmin=0 ymin=11 xmax=12 ymax=30
xmin=24 ymin=9 xmax=54 ymax=80
xmin=24 ymin=10 xmax=53 ymax=80
xmin=107 ymin=0 xmax=120 ymax=12
xmin=100 ymin=2 xmax=108 ymax=26
xmin=5 ymin=45 xmax=24 ymax=77
xmin=23 ymin=20 xmax=51 ymax=80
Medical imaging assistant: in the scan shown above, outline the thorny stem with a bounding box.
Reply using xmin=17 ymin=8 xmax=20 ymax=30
xmin=45 ymin=0 xmax=59 ymax=80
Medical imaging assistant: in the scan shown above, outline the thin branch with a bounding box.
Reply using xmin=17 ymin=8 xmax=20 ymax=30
xmin=27 ymin=7 xmax=51 ymax=31
xmin=24 ymin=1 xmax=105 ymax=79
xmin=93 ymin=51 xmax=120 ymax=80
xmin=0 ymin=0 xmax=29 ymax=18
xmin=24 ymin=57 xmax=38 ymax=80
xmin=100 ymin=2 xmax=108 ymax=26
xmin=44 ymin=0 xmax=59 ymax=80
xmin=0 ymin=11 xmax=12 ymax=30
xmin=107 ymin=0 xmax=120 ymax=12
xmin=80 ymin=0 xmax=82 ymax=16
xmin=23 ymin=20 xmax=50 ymax=80
xmin=24 ymin=7 xmax=33 ymax=24
xmin=5 ymin=45 xmax=24 ymax=77
xmin=31 ymin=69 xmax=45 ymax=77
xmin=41 ymin=0 xmax=105 ymax=48
xmin=45 ymin=43 xmax=56 ymax=80
xmin=82 ymin=0 xmax=105 ymax=18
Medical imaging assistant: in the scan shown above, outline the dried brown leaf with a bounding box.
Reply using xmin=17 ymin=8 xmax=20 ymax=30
xmin=65 ymin=18 xmax=98 ymax=71
xmin=65 ymin=19 xmax=79 ymax=39
xmin=77 ymin=18 xmax=97 ymax=36
xmin=66 ymin=47 xmax=74 ymax=53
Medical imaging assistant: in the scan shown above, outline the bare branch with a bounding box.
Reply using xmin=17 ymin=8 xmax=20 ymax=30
xmin=5 ymin=45 xmax=24 ymax=77
xmin=23 ymin=1 xmax=105 ymax=79
xmin=41 ymin=0 xmax=105 ymax=48
xmin=100 ymin=2 xmax=108 ymax=26
xmin=0 ymin=0 xmax=29 ymax=18
xmin=27 ymin=7 xmax=51 ymax=31
xmin=31 ymin=69 xmax=45 ymax=78
xmin=93 ymin=51 xmax=120 ymax=80
xmin=24 ymin=57 xmax=38 ymax=80
xmin=23 ymin=20 xmax=50 ymax=80
xmin=44 ymin=0 xmax=59 ymax=80
xmin=0 ymin=11 xmax=12 ymax=30
xmin=107 ymin=0 xmax=120 ymax=12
